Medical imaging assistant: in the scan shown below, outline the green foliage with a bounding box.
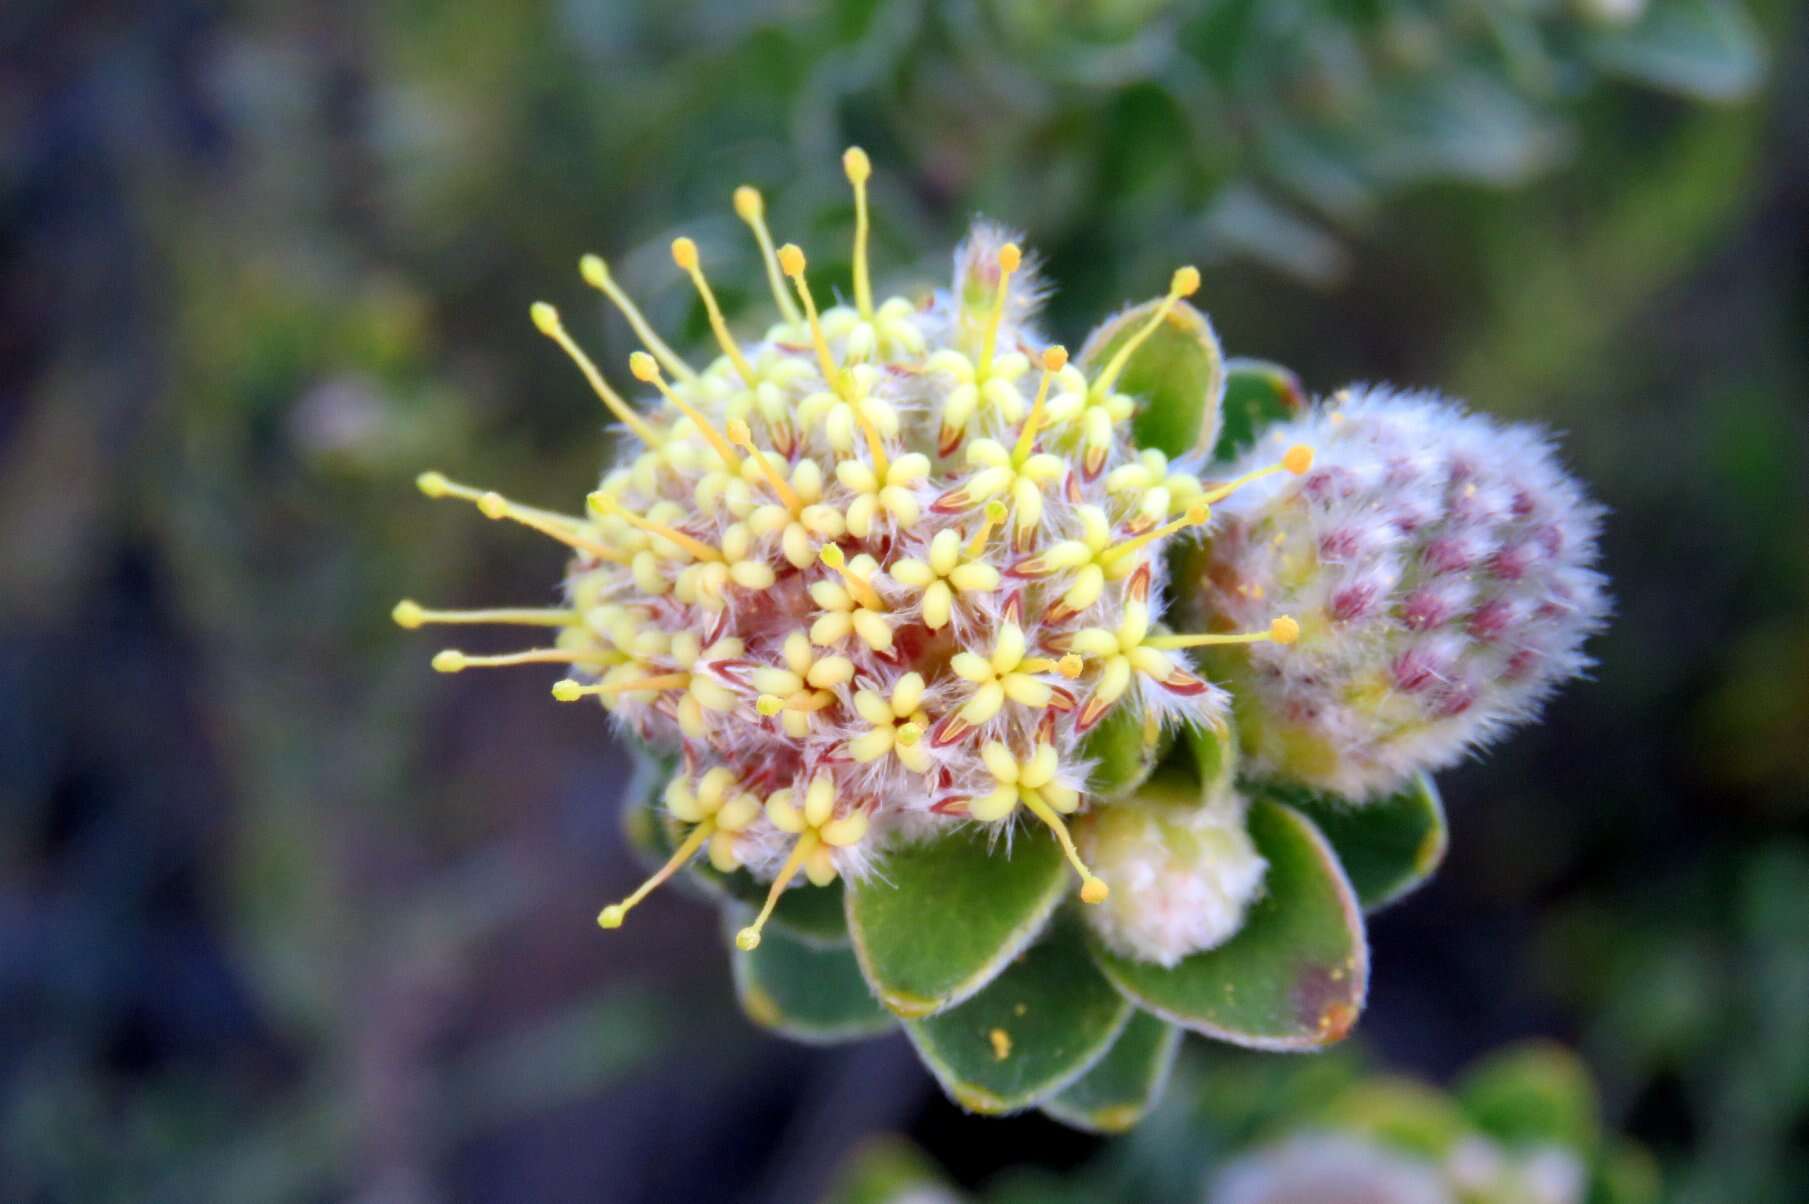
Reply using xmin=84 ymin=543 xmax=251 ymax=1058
xmin=725 ymin=913 xmax=895 ymax=1043
xmin=1081 ymin=296 xmax=1225 ymax=459
xmin=847 ymin=827 xmax=1070 ymax=1018
xmin=1273 ymin=773 xmax=1447 ymax=912
xmin=903 ymin=914 xmax=1133 ymax=1114
xmin=1041 ymin=1009 xmax=1183 ymax=1134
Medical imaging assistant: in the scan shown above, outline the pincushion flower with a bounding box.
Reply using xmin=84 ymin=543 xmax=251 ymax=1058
xmin=395 ymin=147 xmax=1607 ymax=1127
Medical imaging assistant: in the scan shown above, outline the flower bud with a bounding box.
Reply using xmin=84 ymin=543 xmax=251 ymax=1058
xmin=1076 ymin=777 xmax=1266 ymax=967
xmin=1192 ymin=387 xmax=1608 ymax=800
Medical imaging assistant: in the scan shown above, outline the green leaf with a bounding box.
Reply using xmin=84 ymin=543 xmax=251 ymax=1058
xmin=1181 ymin=716 xmax=1237 ymax=802
xmin=1040 ymin=1010 xmax=1182 ymax=1133
xmin=1588 ymin=0 xmax=1764 ymax=103
xmin=1212 ymin=358 xmax=1306 ymax=462
xmin=1082 ymin=699 xmax=1165 ymax=801
xmin=1457 ymin=1040 xmax=1600 ymax=1152
xmin=1277 ymin=773 xmax=1447 ymax=912
xmin=904 ymin=914 xmax=1133 ymax=1114
xmin=1088 ymin=800 xmax=1368 ymax=1050
xmin=724 ymin=911 xmax=895 ymax=1044
xmin=1080 ymin=296 xmax=1224 ymax=460
xmin=848 ymin=827 xmax=1069 ymax=1018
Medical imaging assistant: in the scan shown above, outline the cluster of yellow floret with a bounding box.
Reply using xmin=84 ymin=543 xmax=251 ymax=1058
xmin=397 ymin=149 xmax=1307 ymax=953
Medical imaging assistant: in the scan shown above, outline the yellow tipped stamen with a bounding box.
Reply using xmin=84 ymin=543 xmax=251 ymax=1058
xmin=1145 ymin=616 xmax=1299 ymax=651
xmin=1013 ymin=344 xmax=1067 ymax=462
xmin=393 ymin=600 xmax=576 ymax=629
xmin=967 ymin=499 xmax=1009 ymax=558
xmin=727 ymin=419 xmax=804 ymax=513
xmin=530 ymin=302 xmax=663 ymax=447
xmin=969 ymin=495 xmax=1013 ymax=556
xmin=431 ymin=647 xmax=611 ymax=673
xmin=477 ymin=490 xmax=628 ymax=561
xmin=550 ymin=671 xmax=690 ymax=698
xmin=1199 ymin=444 xmax=1314 ymax=504
xmin=818 ymin=543 xmax=886 ymax=611
xmin=1019 ymin=789 xmax=1108 ymax=904
xmin=577 ymin=255 xmax=695 ymax=381
xmin=843 ymin=147 xmax=875 ymax=320
xmin=896 ymin=722 xmax=924 ymax=747
xmin=587 ymin=489 xmax=721 ymax=562
xmin=1056 ymin=653 xmax=1084 ymax=679
xmin=670 ymin=237 xmax=757 ymax=387
xmin=598 ymin=822 xmax=713 ymax=929
xmin=733 ymin=185 xmax=802 ymax=324
xmin=1099 ymin=502 xmax=1211 ymax=566
xmin=1091 ymin=266 xmax=1200 ymax=399
xmin=853 ymin=403 xmax=890 ymax=475
xmin=977 ymin=243 xmax=1022 ymax=383
xmin=628 ymin=351 xmax=744 ymax=473
xmin=417 ymin=471 xmax=625 ymax=561
xmin=756 ymin=691 xmax=835 ymax=716
xmin=778 ymin=243 xmax=847 ymax=399
xmin=736 ymin=832 xmax=819 ymax=950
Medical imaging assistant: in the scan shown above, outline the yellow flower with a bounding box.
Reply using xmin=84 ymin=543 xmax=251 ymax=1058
xmin=810 ymin=547 xmax=894 ymax=652
xmin=1011 ymin=502 xmax=1208 ymax=623
xmin=930 ymin=437 xmax=1064 ymax=547
xmin=848 ymin=673 xmax=931 ymax=772
xmin=938 ymin=620 xmax=1071 ymax=743
xmin=752 ymin=632 xmax=855 ymax=738
xmin=669 ymin=633 xmax=744 ymax=740
xmin=1066 ymin=597 xmax=1209 ymax=731
xmin=925 ymin=347 xmax=1032 ymax=454
xmin=735 ymin=772 xmax=870 ymax=949
xmin=796 ymin=363 xmax=899 ymax=457
xmin=970 ymin=740 xmax=1106 ymax=904
xmin=837 ymin=451 xmax=930 ymax=537
xmin=1105 ymin=448 xmax=1206 ymax=532
xmin=663 ymin=768 xmax=763 ymax=873
xmin=887 ymin=525 xmax=1002 ymax=630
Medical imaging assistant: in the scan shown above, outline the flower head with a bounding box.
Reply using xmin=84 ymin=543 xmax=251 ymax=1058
xmin=1191 ymin=388 xmax=1608 ymax=799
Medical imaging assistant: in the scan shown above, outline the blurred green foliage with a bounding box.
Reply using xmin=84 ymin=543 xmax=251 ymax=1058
xmin=2 ymin=0 xmax=1805 ymax=1201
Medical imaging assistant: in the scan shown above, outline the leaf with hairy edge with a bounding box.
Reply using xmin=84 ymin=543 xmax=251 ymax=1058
xmin=1041 ymin=1010 xmax=1182 ymax=1134
xmin=905 ymin=914 xmax=1133 ymax=1115
xmin=1212 ymin=358 xmax=1306 ymax=462
xmin=1082 ymin=699 xmax=1166 ymax=801
xmin=1089 ymin=800 xmax=1368 ymax=1050
xmin=1181 ymin=715 xmax=1238 ymax=802
xmin=1080 ymin=296 xmax=1225 ymax=460
xmin=724 ymin=911 xmax=895 ymax=1044
xmin=848 ymin=827 xmax=1069 ymax=1019
xmin=1278 ymin=773 xmax=1447 ymax=912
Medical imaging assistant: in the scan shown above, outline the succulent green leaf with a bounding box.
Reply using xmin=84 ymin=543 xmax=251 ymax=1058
xmin=1080 ymin=296 xmax=1225 ymax=460
xmin=847 ymin=827 xmax=1069 ymax=1018
xmin=1212 ymin=357 xmax=1306 ymax=462
xmin=1088 ymin=800 xmax=1368 ymax=1050
xmin=724 ymin=911 xmax=894 ymax=1044
xmin=1457 ymin=1040 xmax=1601 ymax=1152
xmin=1040 ymin=1010 xmax=1182 ymax=1134
xmin=1082 ymin=699 xmax=1165 ymax=801
xmin=1277 ymin=773 xmax=1447 ymax=912
xmin=904 ymin=914 xmax=1133 ymax=1115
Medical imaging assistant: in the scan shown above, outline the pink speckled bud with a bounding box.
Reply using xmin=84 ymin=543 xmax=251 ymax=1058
xmin=1192 ymin=387 xmax=1608 ymax=801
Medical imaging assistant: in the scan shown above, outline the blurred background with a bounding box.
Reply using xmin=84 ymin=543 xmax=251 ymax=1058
xmin=3 ymin=1 xmax=1805 ymax=1200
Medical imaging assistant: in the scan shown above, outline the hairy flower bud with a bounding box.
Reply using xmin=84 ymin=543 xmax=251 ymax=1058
xmin=1076 ymin=774 xmax=1267 ymax=967
xmin=1192 ymin=387 xmax=1608 ymax=800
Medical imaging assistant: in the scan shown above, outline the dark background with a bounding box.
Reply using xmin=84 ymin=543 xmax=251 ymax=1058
xmin=3 ymin=1 xmax=1805 ymax=1201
